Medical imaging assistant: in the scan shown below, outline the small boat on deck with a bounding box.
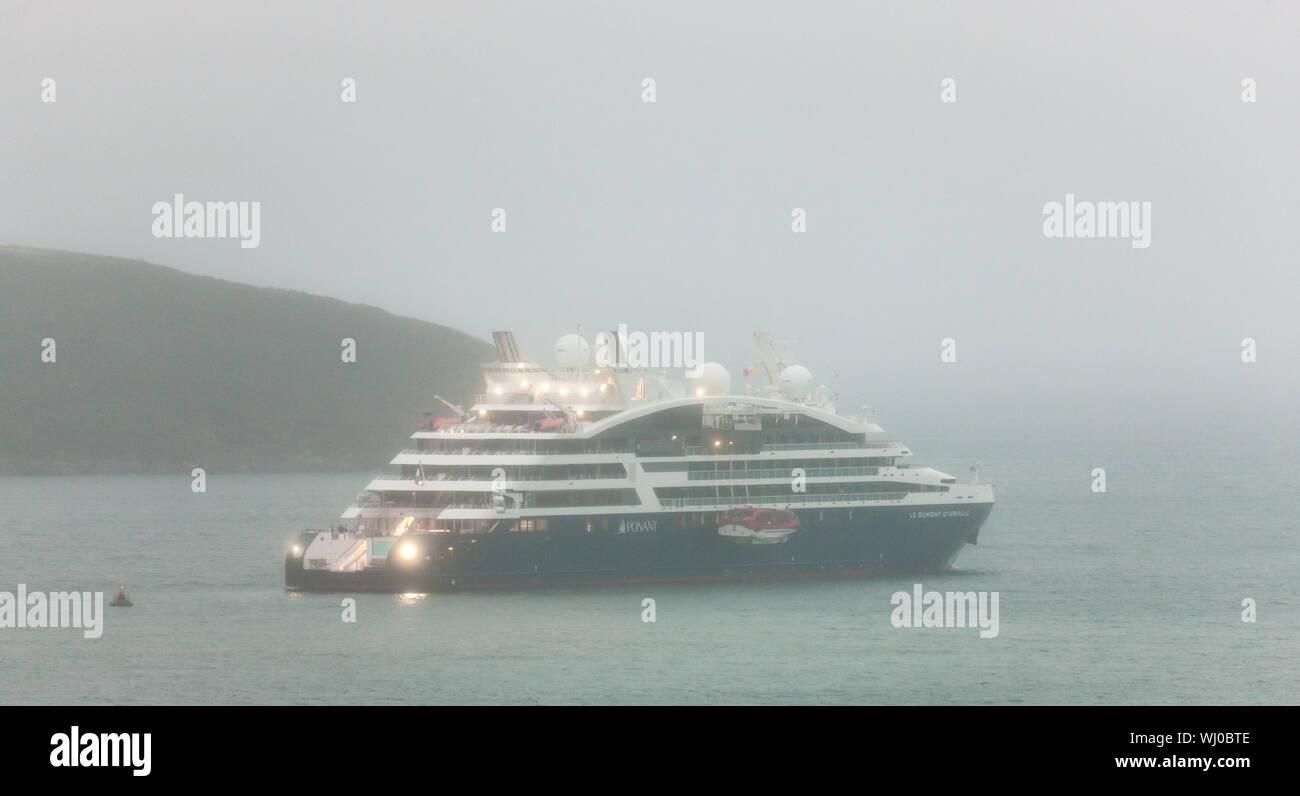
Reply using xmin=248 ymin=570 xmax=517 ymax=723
xmin=717 ymin=507 xmax=800 ymax=544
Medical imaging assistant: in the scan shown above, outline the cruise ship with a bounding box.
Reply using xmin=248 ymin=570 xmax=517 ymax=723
xmin=284 ymin=331 xmax=994 ymax=591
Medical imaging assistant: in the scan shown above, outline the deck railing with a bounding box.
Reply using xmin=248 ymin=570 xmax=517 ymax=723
xmin=686 ymin=466 xmax=880 ymax=480
xmin=370 ymin=471 xmax=625 ymax=484
xmin=758 ymin=441 xmax=899 ymax=452
xmin=658 ymin=491 xmax=908 ymax=509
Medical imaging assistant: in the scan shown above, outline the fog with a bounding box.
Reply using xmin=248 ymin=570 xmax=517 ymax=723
xmin=3 ymin=0 xmax=1297 ymax=432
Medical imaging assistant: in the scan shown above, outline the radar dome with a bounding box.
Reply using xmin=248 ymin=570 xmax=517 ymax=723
xmin=689 ymin=362 xmax=731 ymax=396
xmin=778 ymin=365 xmax=814 ymax=399
xmin=554 ymin=334 xmax=590 ymax=369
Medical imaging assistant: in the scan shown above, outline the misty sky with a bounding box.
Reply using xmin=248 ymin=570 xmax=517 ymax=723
xmin=3 ymin=0 xmax=1297 ymax=431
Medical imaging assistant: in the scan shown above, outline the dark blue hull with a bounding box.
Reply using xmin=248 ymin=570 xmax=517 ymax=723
xmin=284 ymin=503 xmax=993 ymax=592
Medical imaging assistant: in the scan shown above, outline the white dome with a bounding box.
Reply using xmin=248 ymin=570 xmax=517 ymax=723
xmin=554 ymin=334 xmax=590 ymax=369
xmin=689 ymin=362 xmax=731 ymax=396
xmin=778 ymin=365 xmax=814 ymax=399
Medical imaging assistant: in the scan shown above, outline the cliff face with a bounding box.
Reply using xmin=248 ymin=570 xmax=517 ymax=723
xmin=0 ymin=246 xmax=493 ymax=475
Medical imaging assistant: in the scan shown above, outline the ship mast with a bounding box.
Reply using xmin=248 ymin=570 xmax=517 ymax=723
xmin=754 ymin=332 xmax=787 ymax=391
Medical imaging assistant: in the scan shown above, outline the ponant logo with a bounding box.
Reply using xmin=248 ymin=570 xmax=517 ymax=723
xmin=618 ymin=519 xmax=657 ymax=534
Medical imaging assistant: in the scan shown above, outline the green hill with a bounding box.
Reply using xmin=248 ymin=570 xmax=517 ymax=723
xmin=0 ymin=246 xmax=494 ymax=475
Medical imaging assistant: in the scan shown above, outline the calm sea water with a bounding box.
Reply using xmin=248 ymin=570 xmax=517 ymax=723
xmin=3 ymin=413 xmax=1298 ymax=705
